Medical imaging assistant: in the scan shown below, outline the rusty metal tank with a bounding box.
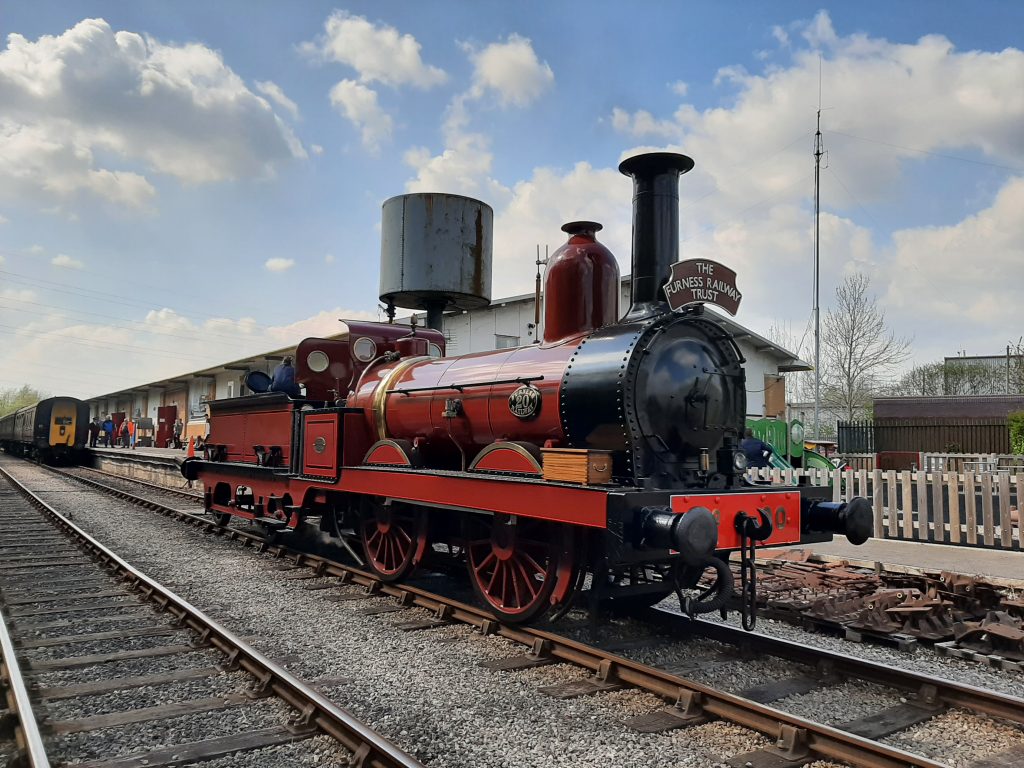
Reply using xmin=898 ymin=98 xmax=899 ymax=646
xmin=543 ymin=221 xmax=620 ymax=344
xmin=379 ymin=193 xmax=493 ymax=330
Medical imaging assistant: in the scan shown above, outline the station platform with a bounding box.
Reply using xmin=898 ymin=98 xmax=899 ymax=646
xmin=86 ymin=445 xmax=197 ymax=493
xmin=791 ymin=537 xmax=1022 ymax=587
xmin=90 ymin=445 xmax=188 ymax=461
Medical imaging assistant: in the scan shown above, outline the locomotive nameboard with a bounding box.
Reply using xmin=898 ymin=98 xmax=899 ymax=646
xmin=663 ymin=259 xmax=742 ymax=316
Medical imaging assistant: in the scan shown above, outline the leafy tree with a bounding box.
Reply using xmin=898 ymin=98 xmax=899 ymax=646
xmin=1009 ymin=338 xmax=1024 ymax=394
xmin=1009 ymin=412 xmax=1024 ymax=455
xmin=822 ymin=273 xmax=910 ymax=421
xmin=888 ymin=359 xmax=1004 ymax=396
xmin=888 ymin=362 xmax=945 ymax=397
xmin=0 ymin=385 xmax=49 ymax=417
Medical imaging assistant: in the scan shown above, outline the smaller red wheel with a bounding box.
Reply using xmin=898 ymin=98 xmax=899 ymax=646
xmin=464 ymin=515 xmax=567 ymax=623
xmin=360 ymin=502 xmax=427 ymax=582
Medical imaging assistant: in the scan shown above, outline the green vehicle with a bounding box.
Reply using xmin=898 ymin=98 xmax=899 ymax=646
xmin=744 ymin=417 xmax=839 ymax=475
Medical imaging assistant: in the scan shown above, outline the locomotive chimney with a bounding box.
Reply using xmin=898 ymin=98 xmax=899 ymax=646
xmin=618 ymin=152 xmax=695 ymax=320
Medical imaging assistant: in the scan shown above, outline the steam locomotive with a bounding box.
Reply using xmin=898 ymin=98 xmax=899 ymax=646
xmin=185 ymin=152 xmax=872 ymax=626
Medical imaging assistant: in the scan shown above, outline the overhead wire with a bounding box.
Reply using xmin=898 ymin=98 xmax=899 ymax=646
xmin=828 ymin=130 xmax=1023 ymax=174
xmin=0 ymin=266 xmax=291 ymax=334
xmin=0 ymin=293 xmax=270 ymax=347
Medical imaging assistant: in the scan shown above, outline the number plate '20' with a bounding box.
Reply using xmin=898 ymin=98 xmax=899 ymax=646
xmin=669 ymin=491 xmax=801 ymax=550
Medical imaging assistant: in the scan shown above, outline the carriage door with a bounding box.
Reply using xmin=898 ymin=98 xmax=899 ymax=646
xmin=301 ymin=411 xmax=341 ymax=478
xmin=156 ymin=405 xmax=177 ymax=448
xmin=50 ymin=400 xmax=77 ymax=447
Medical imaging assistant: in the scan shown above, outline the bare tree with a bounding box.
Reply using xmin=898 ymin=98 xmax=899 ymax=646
xmin=766 ymin=320 xmax=813 ymax=406
xmin=822 ymin=273 xmax=910 ymax=421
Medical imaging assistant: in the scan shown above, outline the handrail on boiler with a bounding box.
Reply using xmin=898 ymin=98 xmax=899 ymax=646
xmin=387 ymin=375 xmax=544 ymax=396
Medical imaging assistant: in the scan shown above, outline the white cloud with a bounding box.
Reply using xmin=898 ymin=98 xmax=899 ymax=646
xmin=669 ymin=80 xmax=688 ymax=96
xmin=0 ymin=302 xmax=380 ymax=399
xmin=404 ymin=131 xmax=508 ymax=202
xmin=0 ymin=213 xmax=7 ymax=224
xmin=0 ymin=120 xmax=157 ymax=208
xmin=28 ymin=244 xmax=44 ymax=254
xmin=608 ymin=16 xmax=1024 ymax=214
xmin=264 ymin=257 xmax=295 ymax=272
xmin=493 ymin=163 xmax=628 ymax=293
xmin=310 ymin=144 xmax=324 ymax=156
xmin=883 ymin=176 xmax=1024 ymax=328
xmin=329 ymin=80 xmax=393 ymax=151
xmin=403 ymin=35 xmax=552 ymax=197
xmin=465 ymin=34 xmax=554 ymax=107
xmin=51 ymin=253 xmax=83 ymax=269
xmin=303 ymin=11 xmax=445 ymax=89
xmin=610 ymin=107 xmax=678 ymax=139
xmin=0 ymin=287 xmax=35 ymax=301
xmin=324 ymin=253 xmax=335 ymax=264
xmin=0 ymin=18 xmax=306 ymax=209
xmin=255 ymin=80 xmax=299 ymax=120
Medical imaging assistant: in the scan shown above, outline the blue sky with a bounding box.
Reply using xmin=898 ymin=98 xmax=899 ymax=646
xmin=1 ymin=2 xmax=1022 ymax=398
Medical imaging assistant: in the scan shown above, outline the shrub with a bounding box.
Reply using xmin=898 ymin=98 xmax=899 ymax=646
xmin=1009 ymin=411 xmax=1024 ymax=455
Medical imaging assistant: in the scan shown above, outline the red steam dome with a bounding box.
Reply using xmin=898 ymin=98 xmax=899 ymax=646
xmin=543 ymin=221 xmax=620 ymax=344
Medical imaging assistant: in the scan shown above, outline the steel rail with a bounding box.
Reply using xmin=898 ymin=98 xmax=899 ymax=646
xmin=46 ymin=464 xmax=1024 ymax=724
xmin=74 ymin=465 xmax=202 ymax=501
xmin=31 ymin=465 xmax=982 ymax=767
xmin=0 ymin=465 xmax=423 ymax=768
xmin=0 ymin=601 xmax=51 ymax=767
xmin=639 ymin=607 xmax=1024 ymax=727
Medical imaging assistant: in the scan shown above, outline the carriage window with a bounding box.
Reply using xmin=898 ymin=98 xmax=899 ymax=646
xmin=307 ymin=350 xmax=330 ymax=372
xmin=54 ymin=416 xmax=73 ymax=425
xmin=353 ymin=337 xmax=377 ymax=362
xmin=495 ymin=334 xmax=519 ymax=349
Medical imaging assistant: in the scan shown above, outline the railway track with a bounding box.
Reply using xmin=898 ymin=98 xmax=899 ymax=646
xmin=1 ymin=592 xmax=49 ymax=767
xmin=28 ymin=461 xmax=1024 ymax=767
xmin=0 ymin=464 xmax=422 ymax=768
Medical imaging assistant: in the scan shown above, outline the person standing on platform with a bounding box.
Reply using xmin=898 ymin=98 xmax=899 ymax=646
xmin=118 ymin=419 xmax=129 ymax=448
xmin=269 ymin=356 xmax=302 ymax=398
xmin=172 ymin=418 xmax=183 ymax=449
xmin=88 ymin=418 xmax=100 ymax=448
xmin=127 ymin=417 xmax=137 ymax=450
xmin=101 ymin=416 xmax=113 ymax=447
xmin=740 ymin=427 xmax=774 ymax=469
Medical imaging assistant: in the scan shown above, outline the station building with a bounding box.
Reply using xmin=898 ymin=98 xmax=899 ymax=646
xmin=84 ymin=278 xmax=809 ymax=447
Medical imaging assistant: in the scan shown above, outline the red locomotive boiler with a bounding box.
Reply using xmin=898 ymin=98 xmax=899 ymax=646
xmin=185 ymin=152 xmax=872 ymax=626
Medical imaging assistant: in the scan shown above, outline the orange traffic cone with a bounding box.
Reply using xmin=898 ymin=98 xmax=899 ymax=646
xmin=186 ymin=437 xmax=195 ymax=458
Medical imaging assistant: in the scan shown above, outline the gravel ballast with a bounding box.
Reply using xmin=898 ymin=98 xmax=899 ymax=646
xmin=5 ymin=457 xmax=1023 ymax=768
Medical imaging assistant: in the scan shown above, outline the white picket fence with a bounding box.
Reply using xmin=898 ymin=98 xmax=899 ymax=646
xmin=747 ymin=467 xmax=1022 ymax=550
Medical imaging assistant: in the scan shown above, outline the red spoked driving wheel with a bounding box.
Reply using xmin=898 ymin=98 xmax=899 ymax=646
xmin=464 ymin=515 xmax=569 ymax=623
xmin=360 ymin=501 xmax=428 ymax=582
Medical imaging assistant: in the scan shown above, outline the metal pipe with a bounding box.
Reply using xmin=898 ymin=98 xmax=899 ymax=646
xmin=618 ymin=152 xmax=695 ymax=320
xmin=424 ymin=299 xmax=445 ymax=333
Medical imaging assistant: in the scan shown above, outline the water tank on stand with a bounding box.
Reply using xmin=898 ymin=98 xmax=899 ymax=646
xmin=380 ymin=193 xmax=493 ymax=332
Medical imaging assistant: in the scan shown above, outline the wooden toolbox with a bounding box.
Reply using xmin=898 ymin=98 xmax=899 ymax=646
xmin=540 ymin=448 xmax=613 ymax=485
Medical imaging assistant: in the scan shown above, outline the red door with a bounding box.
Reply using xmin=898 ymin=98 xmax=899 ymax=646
xmin=156 ymin=405 xmax=177 ymax=448
xmin=111 ymin=412 xmax=126 ymax=446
